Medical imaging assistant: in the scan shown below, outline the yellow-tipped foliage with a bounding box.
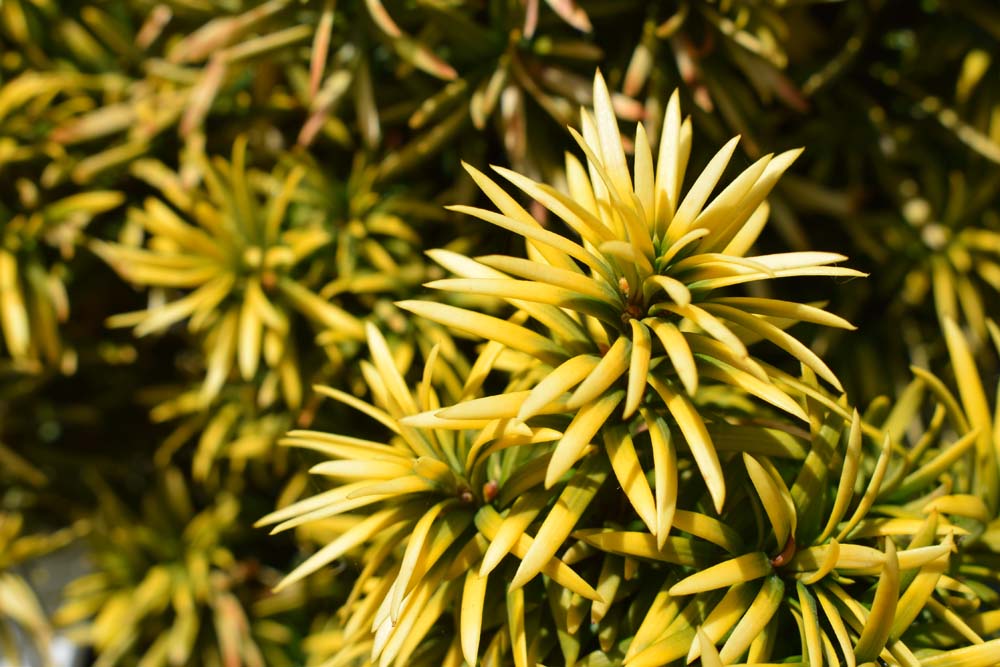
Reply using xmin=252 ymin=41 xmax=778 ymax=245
xmin=94 ymin=141 xmax=431 ymax=409
xmin=401 ymin=71 xmax=861 ymax=514
xmin=259 ymin=324 xmax=615 ymax=667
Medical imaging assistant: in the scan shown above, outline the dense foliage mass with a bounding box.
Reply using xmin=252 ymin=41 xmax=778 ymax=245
xmin=2 ymin=1 xmax=1000 ymax=666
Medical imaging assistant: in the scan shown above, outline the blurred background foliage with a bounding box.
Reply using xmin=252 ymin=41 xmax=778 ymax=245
xmin=2 ymin=0 xmax=1000 ymax=665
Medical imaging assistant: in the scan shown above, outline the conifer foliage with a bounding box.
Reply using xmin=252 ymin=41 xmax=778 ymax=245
xmin=2 ymin=2 xmax=1000 ymax=667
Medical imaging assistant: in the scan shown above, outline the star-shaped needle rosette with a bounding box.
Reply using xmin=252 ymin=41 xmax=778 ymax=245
xmin=397 ymin=71 xmax=864 ymax=514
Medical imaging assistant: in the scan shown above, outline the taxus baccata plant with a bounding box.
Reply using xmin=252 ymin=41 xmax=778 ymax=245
xmin=94 ymin=138 xmax=356 ymax=409
xmin=402 ymin=72 xmax=863 ymax=512
xmin=150 ymin=386 xmax=296 ymax=486
xmin=0 ymin=186 xmax=122 ymax=372
xmin=6 ymin=1 xmax=1000 ymax=667
xmin=56 ymin=468 xmax=331 ymax=667
xmin=256 ymin=73 xmax=1000 ymax=667
xmin=92 ymin=137 xmax=435 ymax=411
xmin=264 ymin=336 xmax=1000 ymax=667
